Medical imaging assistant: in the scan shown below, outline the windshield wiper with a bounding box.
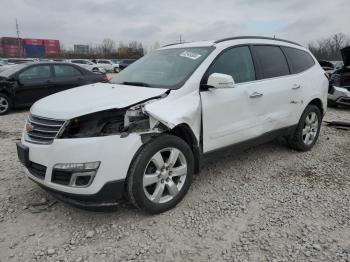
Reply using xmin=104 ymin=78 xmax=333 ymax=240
xmin=121 ymin=81 xmax=152 ymax=87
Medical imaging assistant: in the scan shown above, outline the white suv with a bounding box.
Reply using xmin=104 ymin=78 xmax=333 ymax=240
xmin=17 ymin=36 xmax=328 ymax=213
xmin=94 ymin=59 xmax=120 ymax=73
xmin=69 ymin=59 xmax=106 ymax=74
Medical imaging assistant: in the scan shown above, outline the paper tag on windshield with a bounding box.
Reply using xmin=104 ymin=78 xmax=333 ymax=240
xmin=180 ymin=51 xmax=202 ymax=60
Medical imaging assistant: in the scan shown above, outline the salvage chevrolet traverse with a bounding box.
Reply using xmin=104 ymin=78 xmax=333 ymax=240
xmin=17 ymin=36 xmax=328 ymax=213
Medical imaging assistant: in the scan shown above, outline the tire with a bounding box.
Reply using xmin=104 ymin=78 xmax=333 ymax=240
xmin=114 ymin=67 xmax=120 ymax=73
xmin=127 ymin=135 xmax=194 ymax=214
xmin=0 ymin=93 xmax=11 ymax=115
xmin=92 ymin=67 xmax=99 ymax=73
xmin=288 ymin=105 xmax=322 ymax=152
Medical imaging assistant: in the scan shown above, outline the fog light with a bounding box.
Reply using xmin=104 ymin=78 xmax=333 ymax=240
xmin=52 ymin=162 xmax=100 ymax=188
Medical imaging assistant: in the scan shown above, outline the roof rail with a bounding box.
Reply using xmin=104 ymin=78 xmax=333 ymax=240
xmin=214 ymin=36 xmax=302 ymax=47
xmin=162 ymin=42 xmax=186 ymax=48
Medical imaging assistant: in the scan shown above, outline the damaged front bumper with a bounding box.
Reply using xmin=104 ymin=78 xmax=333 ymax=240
xmin=328 ymin=86 xmax=350 ymax=106
xmin=19 ymin=133 xmax=143 ymax=207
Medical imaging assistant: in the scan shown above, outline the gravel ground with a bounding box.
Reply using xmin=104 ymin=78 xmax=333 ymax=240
xmin=0 ymin=107 xmax=350 ymax=262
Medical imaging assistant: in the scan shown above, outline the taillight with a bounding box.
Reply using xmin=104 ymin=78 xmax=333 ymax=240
xmin=102 ymin=75 xmax=109 ymax=82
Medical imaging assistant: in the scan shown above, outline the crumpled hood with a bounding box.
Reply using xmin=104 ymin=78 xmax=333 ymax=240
xmin=341 ymin=46 xmax=350 ymax=67
xmin=30 ymin=82 xmax=168 ymax=119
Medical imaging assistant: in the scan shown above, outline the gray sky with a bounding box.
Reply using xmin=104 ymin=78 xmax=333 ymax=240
xmin=0 ymin=0 xmax=349 ymax=49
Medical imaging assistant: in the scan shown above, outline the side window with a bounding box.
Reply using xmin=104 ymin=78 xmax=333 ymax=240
xmin=18 ymin=65 xmax=51 ymax=81
xmin=282 ymin=47 xmax=315 ymax=74
xmin=208 ymin=46 xmax=255 ymax=84
xmin=54 ymin=65 xmax=82 ymax=77
xmin=253 ymin=45 xmax=290 ymax=79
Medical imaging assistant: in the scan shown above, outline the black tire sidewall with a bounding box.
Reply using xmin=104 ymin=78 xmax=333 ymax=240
xmin=127 ymin=135 xmax=194 ymax=214
xmin=295 ymin=105 xmax=322 ymax=151
xmin=0 ymin=93 xmax=11 ymax=115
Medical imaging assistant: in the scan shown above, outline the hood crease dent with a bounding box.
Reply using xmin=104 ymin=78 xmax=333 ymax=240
xmin=30 ymin=83 xmax=169 ymax=119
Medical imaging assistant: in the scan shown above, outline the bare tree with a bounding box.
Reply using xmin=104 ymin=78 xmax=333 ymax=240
xmin=309 ymin=33 xmax=350 ymax=60
xmin=101 ymin=38 xmax=116 ymax=56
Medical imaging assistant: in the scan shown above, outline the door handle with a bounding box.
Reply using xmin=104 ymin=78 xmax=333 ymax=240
xmin=292 ymin=84 xmax=301 ymax=90
xmin=250 ymin=92 xmax=263 ymax=98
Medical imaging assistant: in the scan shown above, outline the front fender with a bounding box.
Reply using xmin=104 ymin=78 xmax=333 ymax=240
xmin=144 ymin=90 xmax=202 ymax=142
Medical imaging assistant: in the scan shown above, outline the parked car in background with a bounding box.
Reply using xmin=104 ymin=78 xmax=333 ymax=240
xmin=118 ymin=59 xmax=137 ymax=71
xmin=318 ymin=60 xmax=335 ymax=76
xmin=328 ymin=46 xmax=350 ymax=107
xmin=0 ymin=62 xmax=108 ymax=115
xmin=111 ymin=59 xmax=122 ymax=65
xmin=70 ymin=59 xmax=106 ymax=74
xmin=93 ymin=59 xmax=120 ymax=73
xmin=17 ymin=36 xmax=327 ymax=213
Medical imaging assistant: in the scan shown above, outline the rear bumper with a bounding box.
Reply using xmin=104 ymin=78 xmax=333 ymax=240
xmin=328 ymin=86 xmax=350 ymax=106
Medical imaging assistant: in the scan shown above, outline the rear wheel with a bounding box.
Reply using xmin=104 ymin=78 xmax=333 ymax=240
xmin=0 ymin=93 xmax=11 ymax=115
xmin=127 ymin=135 xmax=194 ymax=214
xmin=288 ymin=105 xmax=322 ymax=151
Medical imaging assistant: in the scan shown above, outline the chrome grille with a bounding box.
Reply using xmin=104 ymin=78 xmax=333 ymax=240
xmin=25 ymin=114 xmax=66 ymax=145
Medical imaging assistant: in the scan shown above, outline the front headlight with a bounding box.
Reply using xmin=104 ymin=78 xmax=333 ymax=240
xmin=59 ymin=109 xmax=125 ymax=139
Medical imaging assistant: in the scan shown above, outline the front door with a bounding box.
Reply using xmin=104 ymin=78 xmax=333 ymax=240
xmin=200 ymin=46 xmax=265 ymax=152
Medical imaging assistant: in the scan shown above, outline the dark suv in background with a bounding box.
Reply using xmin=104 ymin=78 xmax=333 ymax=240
xmin=118 ymin=59 xmax=137 ymax=71
xmin=0 ymin=62 xmax=108 ymax=115
xmin=328 ymin=46 xmax=350 ymax=107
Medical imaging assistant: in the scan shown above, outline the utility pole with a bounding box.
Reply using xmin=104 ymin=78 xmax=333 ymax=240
xmin=179 ymin=35 xmax=182 ymax=44
xmin=15 ymin=19 xmax=22 ymax=57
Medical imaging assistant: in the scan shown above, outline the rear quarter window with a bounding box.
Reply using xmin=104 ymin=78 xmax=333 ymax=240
xmin=282 ymin=47 xmax=315 ymax=74
xmin=253 ymin=45 xmax=290 ymax=79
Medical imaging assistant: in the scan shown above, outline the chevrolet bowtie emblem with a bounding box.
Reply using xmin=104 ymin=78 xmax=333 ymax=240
xmin=26 ymin=122 xmax=34 ymax=132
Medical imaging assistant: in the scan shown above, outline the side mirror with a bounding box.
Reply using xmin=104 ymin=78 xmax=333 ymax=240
xmin=207 ymin=73 xmax=235 ymax=89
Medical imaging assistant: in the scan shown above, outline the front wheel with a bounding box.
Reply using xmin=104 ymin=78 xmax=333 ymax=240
xmin=127 ymin=135 xmax=194 ymax=214
xmin=288 ymin=105 xmax=322 ymax=152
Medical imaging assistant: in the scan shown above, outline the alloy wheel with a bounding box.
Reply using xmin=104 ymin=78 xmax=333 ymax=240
xmin=302 ymin=112 xmax=319 ymax=145
xmin=143 ymin=147 xmax=187 ymax=204
xmin=0 ymin=97 xmax=9 ymax=114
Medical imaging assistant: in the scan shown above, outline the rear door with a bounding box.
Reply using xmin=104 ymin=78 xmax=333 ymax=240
xmin=14 ymin=64 xmax=53 ymax=106
xmin=52 ymin=64 xmax=86 ymax=93
xmin=281 ymin=46 xmax=317 ymax=120
xmin=249 ymin=45 xmax=297 ymax=132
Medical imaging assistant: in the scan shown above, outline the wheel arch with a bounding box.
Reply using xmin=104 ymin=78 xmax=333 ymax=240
xmin=167 ymin=124 xmax=201 ymax=174
xmin=307 ymin=98 xmax=324 ymax=117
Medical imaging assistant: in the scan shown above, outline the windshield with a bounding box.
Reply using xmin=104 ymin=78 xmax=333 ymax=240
xmin=110 ymin=47 xmax=214 ymax=89
xmin=0 ymin=64 xmax=27 ymax=78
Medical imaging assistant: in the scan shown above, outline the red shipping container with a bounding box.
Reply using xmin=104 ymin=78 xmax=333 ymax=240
xmin=3 ymin=45 xmax=21 ymax=51
xmin=24 ymin=38 xmax=44 ymax=45
xmin=43 ymin=39 xmax=60 ymax=48
xmin=45 ymin=45 xmax=60 ymax=51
